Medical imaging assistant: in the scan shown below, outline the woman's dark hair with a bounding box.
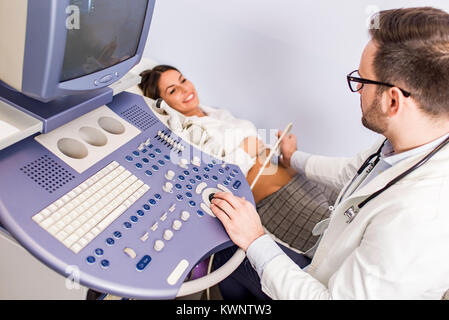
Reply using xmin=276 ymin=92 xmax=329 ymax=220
xmin=369 ymin=7 xmax=449 ymax=117
xmin=138 ymin=65 xmax=180 ymax=99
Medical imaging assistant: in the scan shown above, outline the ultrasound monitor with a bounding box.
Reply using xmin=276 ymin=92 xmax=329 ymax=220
xmin=0 ymin=0 xmax=155 ymax=102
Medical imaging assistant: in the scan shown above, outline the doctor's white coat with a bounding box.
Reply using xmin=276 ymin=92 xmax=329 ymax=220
xmin=261 ymin=138 xmax=449 ymax=300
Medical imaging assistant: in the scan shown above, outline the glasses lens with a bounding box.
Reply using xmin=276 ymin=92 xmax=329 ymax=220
xmin=348 ymin=71 xmax=362 ymax=92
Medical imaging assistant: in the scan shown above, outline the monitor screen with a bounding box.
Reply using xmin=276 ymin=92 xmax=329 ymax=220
xmin=61 ymin=0 xmax=149 ymax=82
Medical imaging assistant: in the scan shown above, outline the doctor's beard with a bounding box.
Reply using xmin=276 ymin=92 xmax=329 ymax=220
xmin=361 ymin=94 xmax=389 ymax=134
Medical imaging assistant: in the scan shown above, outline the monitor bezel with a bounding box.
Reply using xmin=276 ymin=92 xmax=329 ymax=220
xmin=21 ymin=0 xmax=155 ymax=102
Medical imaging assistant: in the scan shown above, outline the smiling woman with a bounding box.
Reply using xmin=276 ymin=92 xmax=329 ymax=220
xmin=140 ymin=65 xmax=204 ymax=117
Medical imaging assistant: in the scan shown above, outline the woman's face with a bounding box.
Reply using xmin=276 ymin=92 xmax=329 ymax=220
xmin=158 ymin=69 xmax=200 ymax=116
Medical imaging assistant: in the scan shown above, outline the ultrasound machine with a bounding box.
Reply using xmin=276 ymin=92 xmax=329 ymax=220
xmin=0 ymin=0 xmax=251 ymax=299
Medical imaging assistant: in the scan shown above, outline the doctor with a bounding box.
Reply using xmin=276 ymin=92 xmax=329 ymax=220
xmin=211 ymin=7 xmax=449 ymax=299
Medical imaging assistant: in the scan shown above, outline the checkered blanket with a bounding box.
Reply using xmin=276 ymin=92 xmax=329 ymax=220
xmin=256 ymin=173 xmax=339 ymax=253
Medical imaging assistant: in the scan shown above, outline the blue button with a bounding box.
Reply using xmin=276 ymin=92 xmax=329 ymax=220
xmin=226 ymin=176 xmax=232 ymax=182
xmin=123 ymin=221 xmax=132 ymax=229
xmin=113 ymin=231 xmax=122 ymax=239
xmin=106 ymin=238 xmax=115 ymax=246
xmin=152 ymin=165 xmax=159 ymax=171
xmin=145 ymin=170 xmax=153 ymax=176
xmin=203 ymin=174 xmax=209 ymax=180
xmin=189 ymin=200 xmax=196 ymax=207
xmin=233 ymin=180 xmax=242 ymax=190
xmin=176 ymin=194 xmax=184 ymax=201
xmin=155 ymin=148 xmax=162 ymax=154
xmin=154 ymin=193 xmax=161 ymax=200
xmin=143 ymin=204 xmax=150 ymax=210
xmin=142 ymin=158 xmax=149 ymax=163
xmin=208 ymin=164 xmax=214 ymax=168
xmin=186 ymin=184 xmax=193 ymax=190
xmin=141 ymin=148 xmax=147 ymax=153
xmin=130 ymin=216 xmax=138 ymax=223
xmin=136 ymin=255 xmax=152 ymax=271
xmin=137 ymin=210 xmax=145 ymax=217
xmin=192 ymin=167 xmax=199 ymax=172
xmin=100 ymin=260 xmax=110 ymax=269
xmin=158 ymin=160 xmax=165 ymax=166
xmin=197 ymin=210 xmax=205 ymax=217
xmin=230 ymin=172 xmax=236 ymax=178
xmin=178 ymin=175 xmax=185 ymax=181
xmin=164 ymin=155 xmax=171 ymax=161
xmin=232 ymin=168 xmax=239 ymax=174
xmin=189 ymin=178 xmax=196 ymax=184
xmin=132 ymin=151 xmax=140 ymax=157
xmin=135 ymin=163 xmax=143 ymax=169
xmin=218 ymin=168 xmax=224 ymax=174
xmin=212 ymin=160 xmax=217 ymax=164
xmin=223 ymin=180 xmax=229 ymax=186
xmin=195 ymin=175 xmax=202 ymax=181
xmin=212 ymin=175 xmax=218 ymax=181
xmin=86 ymin=256 xmax=96 ymax=264
xmin=186 ymin=192 xmax=192 ymax=198
xmin=183 ymin=170 xmax=190 ymax=176
xmin=125 ymin=156 xmax=133 ymax=162
xmin=149 ymin=153 xmax=155 ymax=158
xmin=95 ymin=248 xmax=104 ymax=256
xmin=175 ymin=184 xmax=182 ymax=190
xmin=225 ymin=166 xmax=230 ymax=171
xmin=148 ymin=144 xmax=153 ymax=149
xmin=149 ymin=199 xmax=156 ymax=206
xmin=204 ymin=167 xmax=210 ymax=172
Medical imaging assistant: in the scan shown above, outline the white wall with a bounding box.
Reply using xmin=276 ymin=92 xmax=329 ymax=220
xmin=143 ymin=0 xmax=449 ymax=156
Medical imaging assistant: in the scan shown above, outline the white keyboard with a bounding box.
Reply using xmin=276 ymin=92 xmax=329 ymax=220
xmin=32 ymin=161 xmax=150 ymax=253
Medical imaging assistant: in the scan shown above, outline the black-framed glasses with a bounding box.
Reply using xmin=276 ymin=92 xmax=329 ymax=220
xmin=347 ymin=70 xmax=411 ymax=98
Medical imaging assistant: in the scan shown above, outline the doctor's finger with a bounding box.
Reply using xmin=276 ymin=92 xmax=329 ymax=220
xmin=211 ymin=203 xmax=231 ymax=226
xmin=212 ymin=192 xmax=241 ymax=210
xmin=211 ymin=198 xmax=236 ymax=218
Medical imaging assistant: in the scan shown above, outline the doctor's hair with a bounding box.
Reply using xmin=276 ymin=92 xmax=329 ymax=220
xmin=369 ymin=7 xmax=449 ymax=118
xmin=139 ymin=65 xmax=180 ymax=99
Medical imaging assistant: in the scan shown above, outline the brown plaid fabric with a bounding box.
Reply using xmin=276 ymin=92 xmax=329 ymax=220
xmin=256 ymin=173 xmax=339 ymax=253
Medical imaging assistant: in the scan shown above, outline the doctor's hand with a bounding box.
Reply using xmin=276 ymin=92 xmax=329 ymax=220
xmin=210 ymin=192 xmax=265 ymax=252
xmin=277 ymin=130 xmax=298 ymax=168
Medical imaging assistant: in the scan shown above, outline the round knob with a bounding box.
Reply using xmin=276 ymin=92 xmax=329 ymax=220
xmin=154 ymin=240 xmax=164 ymax=252
xmin=172 ymin=220 xmax=182 ymax=231
xmin=163 ymin=229 xmax=174 ymax=241
xmin=181 ymin=211 xmax=190 ymax=221
xmin=165 ymin=170 xmax=175 ymax=180
xmin=163 ymin=182 xmax=173 ymax=193
xmin=192 ymin=156 xmax=201 ymax=166
xmin=179 ymin=158 xmax=188 ymax=168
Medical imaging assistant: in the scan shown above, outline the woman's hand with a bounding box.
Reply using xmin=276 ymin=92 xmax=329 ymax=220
xmin=277 ymin=130 xmax=298 ymax=168
xmin=210 ymin=192 xmax=265 ymax=252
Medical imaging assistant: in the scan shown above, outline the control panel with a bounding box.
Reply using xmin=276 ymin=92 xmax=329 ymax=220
xmin=0 ymin=92 xmax=254 ymax=299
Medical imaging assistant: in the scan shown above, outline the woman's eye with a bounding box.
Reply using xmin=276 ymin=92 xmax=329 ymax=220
xmin=169 ymin=89 xmax=176 ymax=95
xmin=181 ymin=78 xmax=186 ymax=83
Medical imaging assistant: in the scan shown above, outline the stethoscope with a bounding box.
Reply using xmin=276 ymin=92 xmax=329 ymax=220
xmin=338 ymin=135 xmax=449 ymax=223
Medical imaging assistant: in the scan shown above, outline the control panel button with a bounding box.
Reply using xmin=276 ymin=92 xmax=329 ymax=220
xmin=172 ymin=220 xmax=182 ymax=231
xmin=167 ymin=260 xmax=189 ymax=286
xmin=163 ymin=182 xmax=173 ymax=193
xmin=99 ymin=74 xmax=113 ymax=83
xmin=154 ymin=240 xmax=164 ymax=252
xmin=136 ymin=255 xmax=152 ymax=271
xmin=181 ymin=211 xmax=190 ymax=221
xmin=163 ymin=229 xmax=174 ymax=241
xmin=196 ymin=182 xmax=207 ymax=194
xmin=165 ymin=170 xmax=175 ymax=180
xmin=124 ymin=247 xmax=137 ymax=259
